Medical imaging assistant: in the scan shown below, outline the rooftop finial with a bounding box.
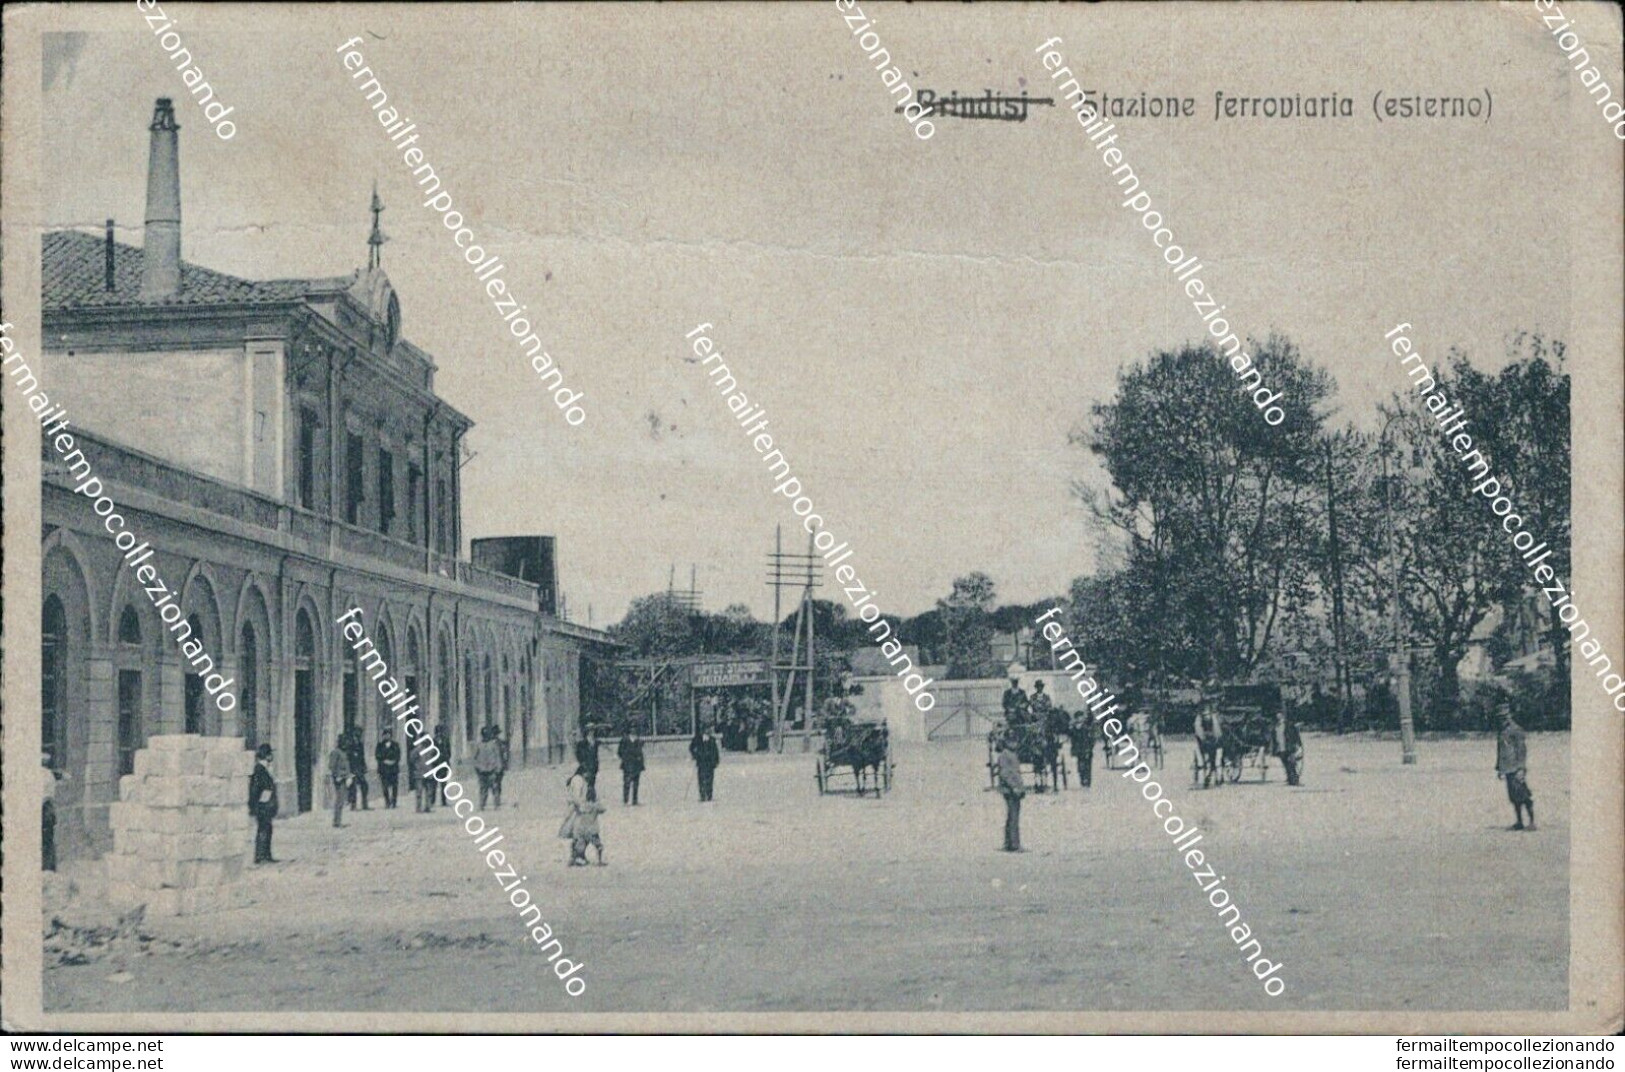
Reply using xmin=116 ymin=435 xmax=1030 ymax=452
xmin=367 ymin=182 xmax=387 ymax=270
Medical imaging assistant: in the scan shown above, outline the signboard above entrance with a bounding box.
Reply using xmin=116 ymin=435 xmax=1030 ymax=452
xmin=692 ymin=660 xmax=770 ymax=688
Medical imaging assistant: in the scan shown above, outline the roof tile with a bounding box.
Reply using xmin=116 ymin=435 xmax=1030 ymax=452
xmin=43 ymin=229 xmax=350 ymax=311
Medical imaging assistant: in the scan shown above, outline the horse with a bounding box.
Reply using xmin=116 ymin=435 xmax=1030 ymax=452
xmin=839 ymin=723 xmax=888 ymax=796
xmin=1043 ymin=707 xmax=1072 ymax=790
xmin=1193 ymin=710 xmax=1223 ymax=788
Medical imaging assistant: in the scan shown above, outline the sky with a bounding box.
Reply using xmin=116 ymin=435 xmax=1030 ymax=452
xmin=37 ymin=3 xmax=1608 ymax=625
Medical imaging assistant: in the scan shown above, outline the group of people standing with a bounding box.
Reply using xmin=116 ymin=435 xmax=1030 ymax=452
xmin=999 ymin=678 xmax=1102 ymax=790
xmin=556 ymin=724 xmax=728 ymax=866
xmin=992 ymin=678 xmax=1093 ymax=852
xmin=565 ymin=725 xmax=723 ymax=808
xmin=324 ymin=719 xmax=484 ymax=828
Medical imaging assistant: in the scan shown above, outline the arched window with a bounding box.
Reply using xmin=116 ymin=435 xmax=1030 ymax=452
xmin=520 ymin=654 xmax=531 ymax=762
xmin=184 ymin=613 xmax=207 ymax=734
xmin=463 ymin=653 xmax=476 ymax=742
xmin=42 ymin=596 xmax=67 ymax=770
xmin=240 ymin=626 xmax=259 ymax=749
xmin=483 ymin=654 xmax=494 ymax=729
xmin=116 ymin=606 xmax=145 ymax=774
xmin=404 ymin=629 xmax=422 ymax=739
xmin=437 ymin=635 xmax=454 ymax=738
xmin=343 ymin=633 xmax=359 ymax=737
xmin=293 ymin=611 xmax=318 ymax=813
xmin=119 ymin=605 xmax=142 ymax=644
xmin=374 ymin=622 xmax=395 ymax=744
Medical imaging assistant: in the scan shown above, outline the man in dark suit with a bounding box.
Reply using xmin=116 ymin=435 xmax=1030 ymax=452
xmin=343 ymin=726 xmax=370 ymax=810
xmin=618 ymin=731 xmax=646 ymax=805
xmin=1069 ymin=707 xmax=1097 ymax=788
xmin=1001 ymin=678 xmax=1029 ymax=723
xmin=248 ymin=744 xmax=279 ymax=863
xmin=574 ymin=727 xmax=601 ymax=802
xmin=432 ymin=720 xmax=452 ymax=806
xmin=375 ymin=728 xmax=401 ymax=809
xmin=690 ymin=727 xmax=720 ymax=802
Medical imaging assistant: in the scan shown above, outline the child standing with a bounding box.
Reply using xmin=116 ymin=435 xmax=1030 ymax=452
xmin=560 ymin=765 xmax=607 ymax=866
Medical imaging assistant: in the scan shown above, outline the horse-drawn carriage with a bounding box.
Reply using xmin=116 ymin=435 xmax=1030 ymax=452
xmin=1191 ymin=683 xmax=1303 ymax=787
xmin=814 ymin=712 xmax=893 ymax=796
xmin=986 ymin=713 xmax=1068 ymax=792
xmin=1102 ymin=708 xmax=1164 ymax=771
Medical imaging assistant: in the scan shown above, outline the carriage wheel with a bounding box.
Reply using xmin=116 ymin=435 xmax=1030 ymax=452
xmin=814 ymin=757 xmax=827 ymax=795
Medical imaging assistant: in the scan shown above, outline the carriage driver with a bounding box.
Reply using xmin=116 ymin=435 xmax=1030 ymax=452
xmin=1002 ymin=677 xmax=1030 ymax=724
xmin=820 ymin=681 xmax=854 ymax=734
xmin=1029 ymin=680 xmax=1053 ymax=723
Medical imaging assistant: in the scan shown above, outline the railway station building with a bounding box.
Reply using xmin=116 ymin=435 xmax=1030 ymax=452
xmin=38 ymin=98 xmax=614 ymax=861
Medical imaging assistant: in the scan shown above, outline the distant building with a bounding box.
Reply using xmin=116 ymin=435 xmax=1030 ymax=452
xmin=1463 ymin=590 xmax=1558 ymax=682
xmin=38 ymin=98 xmax=613 ymax=860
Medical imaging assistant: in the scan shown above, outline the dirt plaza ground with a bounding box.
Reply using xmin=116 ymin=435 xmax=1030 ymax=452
xmin=44 ymin=732 xmax=1568 ymax=1014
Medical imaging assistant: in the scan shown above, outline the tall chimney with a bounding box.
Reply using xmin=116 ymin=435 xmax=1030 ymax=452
xmin=105 ymin=218 xmax=116 ymax=291
xmin=139 ymin=99 xmax=181 ymax=300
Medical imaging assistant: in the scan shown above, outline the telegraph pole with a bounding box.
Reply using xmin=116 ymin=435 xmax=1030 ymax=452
xmin=803 ymin=532 xmax=816 ymax=738
xmin=770 ymin=525 xmax=782 ymax=751
xmin=766 ymin=527 xmax=822 ymax=753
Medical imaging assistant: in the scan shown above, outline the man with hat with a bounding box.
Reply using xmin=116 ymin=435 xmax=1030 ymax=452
xmin=375 ymin=727 xmax=402 ymax=809
xmin=1496 ymin=703 xmax=1535 ymax=830
xmin=1030 ymin=679 xmax=1054 ymax=723
xmin=1001 ymin=677 xmax=1030 ymax=724
xmin=248 ymin=743 xmax=279 ymax=863
xmin=1068 ymin=706 xmax=1098 ymax=788
xmin=474 ymin=724 xmax=504 ymax=810
xmin=995 ymin=732 xmax=1027 ymax=851
xmin=327 ymin=740 xmax=351 ymax=828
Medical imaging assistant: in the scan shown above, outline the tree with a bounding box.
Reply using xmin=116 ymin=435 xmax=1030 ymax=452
xmin=1067 ymin=570 xmax=1155 ymax=680
xmin=702 ymin=603 xmax=768 ymax=655
xmin=611 ymin=592 xmax=701 ymax=660
xmin=938 ymin=572 xmax=999 ymax=679
xmin=1074 ymin=336 xmax=1333 ymax=683
xmin=898 ymin=607 xmax=945 ymax=665
xmin=1451 ymin=336 xmax=1571 ymax=722
xmin=1364 ymin=398 xmax=1519 ymax=728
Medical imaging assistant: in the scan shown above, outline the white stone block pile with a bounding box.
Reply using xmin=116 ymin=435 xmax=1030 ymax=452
xmin=106 ymin=735 xmax=254 ymax=917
